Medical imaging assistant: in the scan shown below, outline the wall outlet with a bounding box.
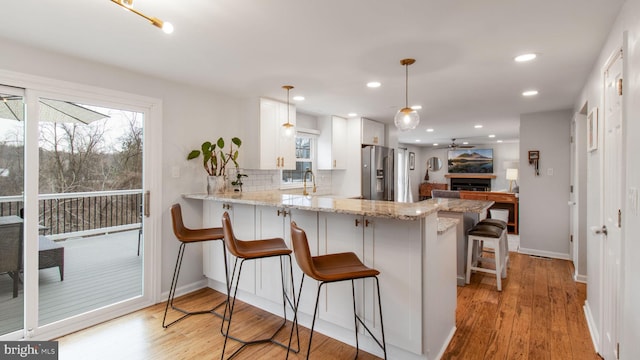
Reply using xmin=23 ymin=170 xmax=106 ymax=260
xmin=171 ymin=166 xmax=180 ymax=178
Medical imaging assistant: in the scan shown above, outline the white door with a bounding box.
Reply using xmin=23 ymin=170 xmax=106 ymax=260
xmin=601 ymin=48 xmax=624 ymax=360
xmin=0 ymin=76 xmax=162 ymax=341
xmin=570 ymin=116 xmax=577 ymax=263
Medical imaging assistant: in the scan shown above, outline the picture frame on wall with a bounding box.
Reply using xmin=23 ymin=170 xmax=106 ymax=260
xmin=588 ymin=107 xmax=598 ymax=152
xmin=409 ymin=152 xmax=415 ymax=170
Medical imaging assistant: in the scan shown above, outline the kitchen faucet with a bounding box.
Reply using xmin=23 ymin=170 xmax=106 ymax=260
xmin=303 ymin=168 xmax=316 ymax=196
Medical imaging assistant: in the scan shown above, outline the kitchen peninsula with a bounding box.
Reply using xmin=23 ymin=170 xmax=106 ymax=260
xmin=184 ymin=192 xmax=492 ymax=360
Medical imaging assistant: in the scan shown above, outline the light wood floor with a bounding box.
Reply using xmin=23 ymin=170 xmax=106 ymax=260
xmin=55 ymin=253 xmax=600 ymax=359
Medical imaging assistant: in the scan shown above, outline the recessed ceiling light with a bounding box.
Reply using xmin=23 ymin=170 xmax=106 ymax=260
xmin=462 ymin=141 xmax=469 ymax=145
xmin=348 ymin=112 xmax=358 ymax=117
xmin=367 ymin=81 xmax=381 ymax=88
xmin=515 ymin=53 xmax=537 ymax=62
xmin=292 ymin=95 xmax=305 ymax=101
xmin=474 ymin=124 xmax=483 ymax=129
xmin=426 ymin=128 xmax=434 ymax=132
xmin=497 ymin=140 xmax=503 ymax=143
xmin=415 ymin=139 xmax=421 ymax=142
xmin=433 ymin=143 xmax=439 ymax=146
xmin=411 ymin=105 xmax=422 ymax=110
xmin=522 ymin=90 xmax=539 ymax=96
xmin=488 ymin=134 xmax=496 ymax=138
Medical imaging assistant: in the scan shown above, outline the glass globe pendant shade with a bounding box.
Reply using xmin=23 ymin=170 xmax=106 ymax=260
xmin=394 ymin=107 xmax=420 ymax=131
xmin=281 ymin=122 xmax=296 ymax=137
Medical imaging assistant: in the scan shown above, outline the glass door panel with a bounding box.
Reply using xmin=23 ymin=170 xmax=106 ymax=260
xmin=37 ymin=98 xmax=144 ymax=326
xmin=0 ymin=87 xmax=25 ymax=337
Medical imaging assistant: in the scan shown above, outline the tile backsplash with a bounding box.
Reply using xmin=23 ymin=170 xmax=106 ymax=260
xmin=229 ymin=168 xmax=332 ymax=194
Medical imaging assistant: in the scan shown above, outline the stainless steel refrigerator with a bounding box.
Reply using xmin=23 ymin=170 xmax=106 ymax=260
xmin=361 ymin=145 xmax=394 ymax=201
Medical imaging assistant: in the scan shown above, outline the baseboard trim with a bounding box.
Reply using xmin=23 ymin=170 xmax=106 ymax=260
xmin=158 ymin=279 xmax=208 ymax=304
xmin=584 ymin=300 xmax=600 ymax=354
xmin=517 ymin=247 xmax=571 ymax=260
xmin=574 ymin=273 xmax=588 ymax=283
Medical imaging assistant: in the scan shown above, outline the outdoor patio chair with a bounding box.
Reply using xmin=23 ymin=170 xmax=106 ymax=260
xmin=0 ymin=222 xmax=22 ymax=298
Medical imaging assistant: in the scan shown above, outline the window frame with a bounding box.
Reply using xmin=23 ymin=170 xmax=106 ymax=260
xmin=280 ymin=130 xmax=317 ymax=189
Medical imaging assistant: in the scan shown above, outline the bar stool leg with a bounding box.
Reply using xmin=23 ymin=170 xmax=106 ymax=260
xmin=163 ymin=242 xmax=229 ymax=328
xmin=351 ymin=280 xmax=360 ymax=359
xmin=220 ymin=255 xmax=299 ymax=360
xmin=494 ymin=239 xmax=502 ymax=291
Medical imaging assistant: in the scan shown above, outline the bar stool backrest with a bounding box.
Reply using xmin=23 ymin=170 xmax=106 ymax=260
xmin=290 ymin=221 xmax=318 ymax=280
xmin=221 ymin=211 xmax=242 ymax=258
xmin=170 ymin=204 xmax=189 ymax=241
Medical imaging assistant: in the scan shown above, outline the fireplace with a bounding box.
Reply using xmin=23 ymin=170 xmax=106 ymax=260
xmin=450 ymin=177 xmax=492 ymax=191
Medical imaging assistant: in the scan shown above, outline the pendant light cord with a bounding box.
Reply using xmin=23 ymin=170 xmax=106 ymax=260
xmin=405 ymin=63 xmax=409 ymax=108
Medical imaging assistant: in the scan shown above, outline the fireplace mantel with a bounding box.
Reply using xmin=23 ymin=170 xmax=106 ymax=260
xmin=445 ymin=174 xmax=496 ymax=179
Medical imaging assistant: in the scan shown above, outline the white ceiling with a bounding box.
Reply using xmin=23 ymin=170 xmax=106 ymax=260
xmin=0 ymin=0 xmax=624 ymax=146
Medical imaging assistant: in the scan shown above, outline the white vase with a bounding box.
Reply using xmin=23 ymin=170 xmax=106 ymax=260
xmin=207 ymin=175 xmax=226 ymax=195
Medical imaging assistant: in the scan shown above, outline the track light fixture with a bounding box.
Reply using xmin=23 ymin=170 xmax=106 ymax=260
xmin=111 ymin=0 xmax=174 ymax=34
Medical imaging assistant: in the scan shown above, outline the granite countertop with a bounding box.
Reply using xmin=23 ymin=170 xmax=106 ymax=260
xmin=437 ymin=217 xmax=459 ymax=235
xmin=184 ymin=191 xmax=494 ymax=221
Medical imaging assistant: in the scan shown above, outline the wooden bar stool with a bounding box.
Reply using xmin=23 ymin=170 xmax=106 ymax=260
xmin=220 ymin=211 xmax=299 ymax=360
xmin=288 ymin=221 xmax=387 ymax=360
xmin=162 ymin=203 xmax=229 ymax=328
xmin=466 ymin=223 xmax=509 ymax=291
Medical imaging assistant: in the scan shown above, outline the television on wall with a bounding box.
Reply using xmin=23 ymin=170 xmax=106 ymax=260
xmin=448 ymin=148 xmax=494 ymax=173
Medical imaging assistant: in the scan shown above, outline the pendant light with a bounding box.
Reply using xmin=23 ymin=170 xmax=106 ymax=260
xmin=394 ymin=58 xmax=420 ymax=131
xmin=281 ymin=85 xmax=295 ymax=138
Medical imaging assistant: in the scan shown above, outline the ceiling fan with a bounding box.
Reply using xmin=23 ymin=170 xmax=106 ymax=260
xmin=447 ymin=138 xmax=475 ymax=149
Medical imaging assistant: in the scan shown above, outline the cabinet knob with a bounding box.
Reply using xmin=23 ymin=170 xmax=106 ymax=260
xmin=277 ymin=209 xmax=288 ymax=217
xmin=365 ymin=219 xmax=371 ymax=227
xmin=355 ymin=218 xmax=361 ymax=227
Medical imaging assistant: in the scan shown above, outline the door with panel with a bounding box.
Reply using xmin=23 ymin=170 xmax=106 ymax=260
xmin=601 ymin=48 xmax=624 ymax=360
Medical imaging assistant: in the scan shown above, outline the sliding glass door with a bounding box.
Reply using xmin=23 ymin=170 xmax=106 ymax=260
xmin=0 ymin=77 xmax=159 ymax=341
xmin=0 ymin=85 xmax=25 ymax=338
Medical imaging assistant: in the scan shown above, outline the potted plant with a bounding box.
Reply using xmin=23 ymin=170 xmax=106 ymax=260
xmin=187 ymin=137 xmax=242 ymax=194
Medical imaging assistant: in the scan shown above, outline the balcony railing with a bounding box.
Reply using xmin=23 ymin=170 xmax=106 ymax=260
xmin=0 ymin=190 xmax=142 ymax=240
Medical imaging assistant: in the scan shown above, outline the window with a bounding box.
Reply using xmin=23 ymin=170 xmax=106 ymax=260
xmin=281 ymin=132 xmax=316 ymax=187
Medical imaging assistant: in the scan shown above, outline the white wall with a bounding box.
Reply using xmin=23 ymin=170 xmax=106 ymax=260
xmin=419 ymin=142 xmax=520 ymax=191
xmin=0 ymin=36 xmax=243 ymax=297
xmin=519 ymin=109 xmax=571 ymax=258
xmin=574 ymin=0 xmax=640 ymax=357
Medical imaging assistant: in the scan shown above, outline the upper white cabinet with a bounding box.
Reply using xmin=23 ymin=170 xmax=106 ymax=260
xmin=241 ymin=97 xmax=296 ymax=170
xmin=318 ymin=115 xmax=347 ymax=170
xmin=361 ymin=118 xmax=385 ymax=146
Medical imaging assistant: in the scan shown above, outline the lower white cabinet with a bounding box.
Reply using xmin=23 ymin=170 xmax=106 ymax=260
xmin=317 ymin=212 xmax=424 ymax=354
xmin=203 ymin=201 xmax=255 ymax=294
xmin=254 ymin=205 xmax=290 ymax=303
xmin=200 ymin=199 xmax=454 ymax=359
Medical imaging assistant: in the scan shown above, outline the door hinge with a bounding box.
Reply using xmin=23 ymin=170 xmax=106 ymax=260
xmin=570 ymin=135 xmax=574 ymax=144
xmin=570 ymin=185 xmax=574 ymax=193
xmin=617 ymin=342 xmax=620 ymax=359
xmin=617 ymin=78 xmax=623 ymax=96
xmin=570 ymin=234 xmax=573 ymax=243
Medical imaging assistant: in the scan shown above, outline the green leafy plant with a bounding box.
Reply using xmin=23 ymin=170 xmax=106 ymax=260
xmin=231 ymin=173 xmax=248 ymax=192
xmin=187 ymin=137 xmax=242 ymax=176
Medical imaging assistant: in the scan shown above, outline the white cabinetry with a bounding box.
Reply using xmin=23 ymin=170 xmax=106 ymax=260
xmin=241 ymin=97 xmax=296 ymax=170
xmin=202 ymin=201 xmax=255 ymax=293
xmin=361 ymin=118 xmax=385 ymax=146
xmin=318 ymin=115 xmax=347 ymax=170
xmin=254 ymin=205 xmax=291 ymax=303
xmin=317 ymin=212 xmax=424 ymax=353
